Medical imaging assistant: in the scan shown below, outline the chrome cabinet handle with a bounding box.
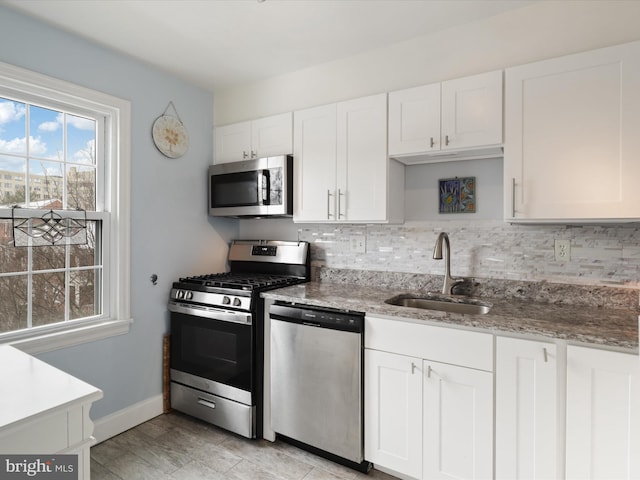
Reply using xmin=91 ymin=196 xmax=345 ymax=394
xmin=543 ymin=347 xmax=548 ymax=363
xmin=430 ymin=137 xmax=435 ymax=148
xmin=327 ymin=190 xmax=334 ymax=219
xmin=511 ymin=178 xmax=516 ymax=217
xmin=411 ymin=362 xmax=417 ymax=374
xmin=197 ymin=398 xmax=216 ymax=409
xmin=427 ymin=365 xmax=432 ymax=378
xmin=251 ymin=150 xmax=257 ymax=158
xmin=444 ymin=135 xmax=450 ymax=146
xmin=243 ymin=151 xmax=249 ymax=159
xmin=338 ymin=189 xmax=345 ymax=219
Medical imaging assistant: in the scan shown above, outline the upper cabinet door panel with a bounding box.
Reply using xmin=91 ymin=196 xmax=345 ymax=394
xmin=505 ymin=40 xmax=640 ymax=221
xmin=388 ymin=83 xmax=441 ymax=155
xmin=337 ymin=93 xmax=388 ymax=222
xmin=214 ymin=121 xmax=252 ymax=164
xmin=441 ymin=70 xmax=503 ymax=150
xmin=251 ymin=112 xmax=293 ymax=158
xmin=293 ymin=104 xmax=337 ymax=222
xmin=214 ymin=113 xmax=292 ymax=164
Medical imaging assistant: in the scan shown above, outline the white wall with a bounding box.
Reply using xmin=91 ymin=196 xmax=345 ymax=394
xmin=0 ymin=6 xmax=238 ymax=421
xmin=214 ymin=0 xmax=640 ymax=125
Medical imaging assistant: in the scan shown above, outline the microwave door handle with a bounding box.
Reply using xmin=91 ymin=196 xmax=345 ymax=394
xmin=259 ymin=170 xmax=269 ymax=205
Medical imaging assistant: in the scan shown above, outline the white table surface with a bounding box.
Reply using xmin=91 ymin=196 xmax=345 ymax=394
xmin=0 ymin=345 xmax=103 ymax=430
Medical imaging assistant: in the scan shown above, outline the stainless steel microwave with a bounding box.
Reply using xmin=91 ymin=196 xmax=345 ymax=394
xmin=208 ymin=155 xmax=293 ymax=218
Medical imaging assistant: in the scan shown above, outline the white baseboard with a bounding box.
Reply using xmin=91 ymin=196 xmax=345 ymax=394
xmin=93 ymin=394 xmax=164 ymax=444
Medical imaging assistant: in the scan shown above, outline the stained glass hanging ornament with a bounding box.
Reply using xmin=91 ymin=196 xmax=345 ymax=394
xmin=12 ymin=206 xmax=87 ymax=247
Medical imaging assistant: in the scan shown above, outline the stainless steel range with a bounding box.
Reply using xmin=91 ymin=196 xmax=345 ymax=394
xmin=168 ymin=240 xmax=310 ymax=439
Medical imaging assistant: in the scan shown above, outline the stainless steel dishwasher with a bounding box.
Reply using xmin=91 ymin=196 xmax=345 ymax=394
xmin=269 ymin=302 xmax=371 ymax=472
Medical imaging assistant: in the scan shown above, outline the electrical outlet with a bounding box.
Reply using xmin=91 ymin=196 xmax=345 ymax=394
xmin=350 ymin=235 xmax=366 ymax=253
xmin=554 ymin=239 xmax=571 ymax=262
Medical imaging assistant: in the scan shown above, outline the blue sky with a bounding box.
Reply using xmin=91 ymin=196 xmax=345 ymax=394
xmin=0 ymin=97 xmax=95 ymax=175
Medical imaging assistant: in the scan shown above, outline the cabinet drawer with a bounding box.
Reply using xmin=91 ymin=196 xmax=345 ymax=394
xmin=365 ymin=315 xmax=494 ymax=371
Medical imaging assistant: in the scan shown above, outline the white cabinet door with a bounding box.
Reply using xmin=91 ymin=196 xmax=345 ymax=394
xmin=441 ymin=70 xmax=503 ymax=151
xmin=337 ymin=93 xmax=388 ymax=222
xmin=389 ymin=83 xmax=441 ymax=155
xmin=293 ymin=104 xmax=337 ymax=222
xmin=294 ymin=94 xmax=397 ymax=223
xmin=423 ymin=360 xmax=493 ymax=480
xmin=251 ymin=112 xmax=293 ymax=159
xmin=214 ymin=113 xmax=292 ymax=164
xmin=566 ymin=345 xmax=640 ymax=480
xmin=388 ymin=71 xmax=502 ymax=164
xmin=504 ymin=40 xmax=640 ymax=221
xmin=365 ymin=349 xmax=423 ymax=479
xmin=214 ymin=121 xmax=251 ymax=164
xmin=495 ymin=337 xmax=559 ymax=480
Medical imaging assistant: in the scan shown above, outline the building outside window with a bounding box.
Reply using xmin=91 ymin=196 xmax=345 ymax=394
xmin=0 ymin=62 xmax=131 ymax=353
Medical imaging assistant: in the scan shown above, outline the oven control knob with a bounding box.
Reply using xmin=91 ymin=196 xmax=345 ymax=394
xmin=222 ymin=296 xmax=231 ymax=305
xmin=176 ymin=290 xmax=184 ymax=299
xmin=233 ymin=297 xmax=242 ymax=307
xmin=185 ymin=291 xmax=193 ymax=300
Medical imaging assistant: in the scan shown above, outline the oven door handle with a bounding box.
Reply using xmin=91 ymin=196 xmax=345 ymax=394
xmin=168 ymin=301 xmax=252 ymax=325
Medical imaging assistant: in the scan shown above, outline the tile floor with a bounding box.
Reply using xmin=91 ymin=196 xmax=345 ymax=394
xmin=90 ymin=412 xmax=399 ymax=480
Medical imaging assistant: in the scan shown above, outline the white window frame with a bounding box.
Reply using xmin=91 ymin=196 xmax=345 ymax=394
xmin=0 ymin=61 xmax=131 ymax=354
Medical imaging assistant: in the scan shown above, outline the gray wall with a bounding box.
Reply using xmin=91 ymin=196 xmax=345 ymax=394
xmin=0 ymin=6 xmax=238 ymax=419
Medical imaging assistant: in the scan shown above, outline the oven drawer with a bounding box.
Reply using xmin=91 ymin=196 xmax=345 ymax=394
xmin=170 ymin=382 xmax=255 ymax=438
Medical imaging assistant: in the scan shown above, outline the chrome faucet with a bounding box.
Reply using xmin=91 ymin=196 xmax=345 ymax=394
xmin=432 ymin=232 xmax=462 ymax=295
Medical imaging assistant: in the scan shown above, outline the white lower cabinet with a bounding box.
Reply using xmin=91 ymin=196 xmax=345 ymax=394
xmin=495 ymin=337 xmax=559 ymax=480
xmin=566 ymin=345 xmax=640 ymax=480
xmin=364 ymin=316 xmax=494 ymax=480
xmin=364 ymin=349 xmax=422 ymax=479
xmin=423 ymin=360 xmax=493 ymax=480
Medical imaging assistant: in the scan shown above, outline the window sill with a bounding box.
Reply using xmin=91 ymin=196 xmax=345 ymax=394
xmin=3 ymin=318 xmax=132 ymax=355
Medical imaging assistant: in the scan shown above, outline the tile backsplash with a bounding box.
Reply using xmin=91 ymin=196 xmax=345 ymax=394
xmin=294 ymin=220 xmax=640 ymax=288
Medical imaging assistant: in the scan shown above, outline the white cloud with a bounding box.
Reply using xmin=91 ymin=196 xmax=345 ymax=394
xmin=67 ymin=114 xmax=95 ymax=131
xmin=0 ymin=101 xmax=26 ymax=125
xmin=71 ymin=139 xmax=96 ymax=164
xmin=37 ymin=113 xmax=94 ymax=133
xmin=38 ymin=121 xmax=60 ymax=132
xmin=0 ymin=136 xmax=47 ymax=155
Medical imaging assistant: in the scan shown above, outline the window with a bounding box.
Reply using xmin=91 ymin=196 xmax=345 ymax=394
xmin=0 ymin=61 xmax=131 ymax=354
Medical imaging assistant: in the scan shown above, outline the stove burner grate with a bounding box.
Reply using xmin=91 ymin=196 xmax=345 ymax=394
xmin=178 ymin=272 xmax=300 ymax=291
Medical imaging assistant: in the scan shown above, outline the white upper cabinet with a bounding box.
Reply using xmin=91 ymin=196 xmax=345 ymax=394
xmin=293 ymin=94 xmax=404 ymax=224
xmin=389 ymin=70 xmax=503 ymax=164
xmin=388 ymin=83 xmax=441 ymax=156
xmin=504 ymin=40 xmax=640 ymax=222
xmin=214 ymin=112 xmax=292 ymax=164
xmin=293 ymin=104 xmax=338 ymax=222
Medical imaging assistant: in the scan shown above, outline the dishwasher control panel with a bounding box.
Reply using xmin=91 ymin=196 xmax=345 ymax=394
xmin=269 ymin=302 xmax=364 ymax=333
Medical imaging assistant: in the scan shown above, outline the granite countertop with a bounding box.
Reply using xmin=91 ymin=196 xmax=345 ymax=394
xmin=263 ymin=282 xmax=640 ymax=353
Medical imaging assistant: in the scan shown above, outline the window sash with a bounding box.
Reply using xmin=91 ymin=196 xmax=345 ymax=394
xmin=0 ymin=60 xmax=131 ymax=354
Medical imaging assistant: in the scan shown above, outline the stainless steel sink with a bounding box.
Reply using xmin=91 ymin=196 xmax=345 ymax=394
xmin=385 ymin=293 xmax=491 ymax=315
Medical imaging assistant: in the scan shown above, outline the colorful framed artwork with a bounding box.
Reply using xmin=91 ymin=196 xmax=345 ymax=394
xmin=439 ymin=176 xmax=476 ymax=213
